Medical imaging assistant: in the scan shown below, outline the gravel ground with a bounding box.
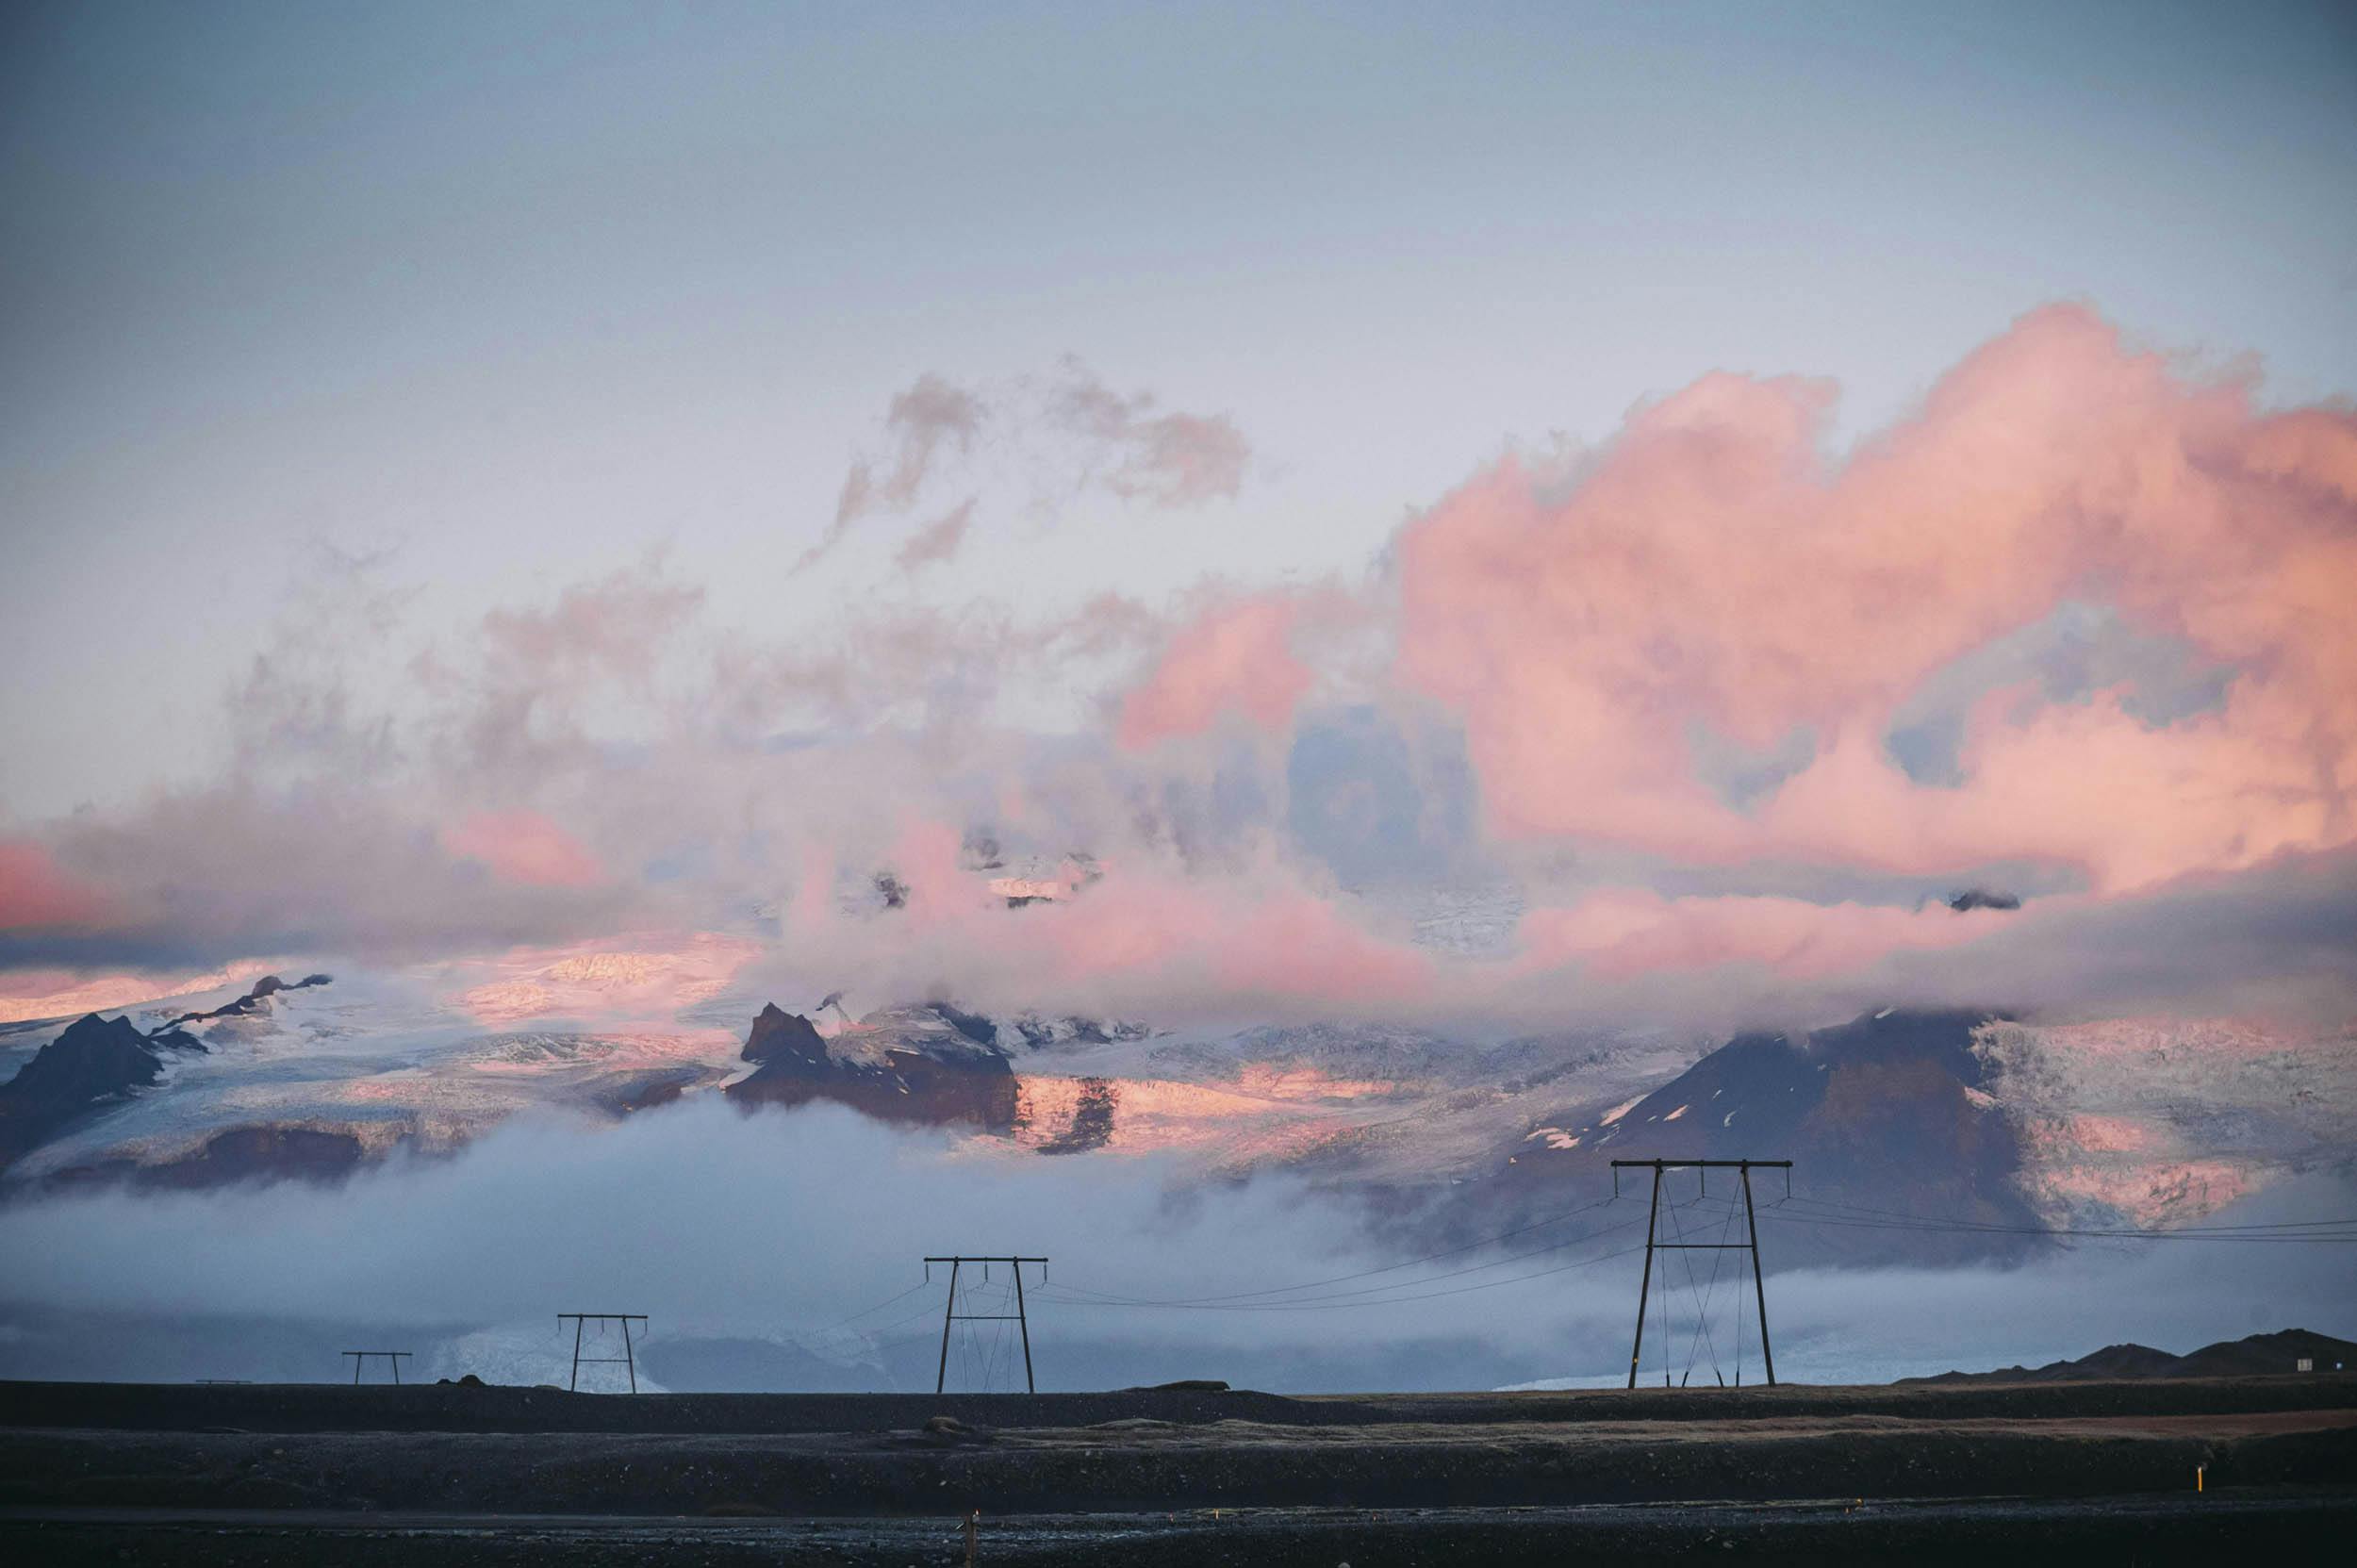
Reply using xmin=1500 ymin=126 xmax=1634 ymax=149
xmin=7 ymin=1373 xmax=2354 ymax=1434
xmin=4 ymin=1377 xmax=2350 ymax=1561
xmin=4 ymin=1491 xmax=2352 ymax=1565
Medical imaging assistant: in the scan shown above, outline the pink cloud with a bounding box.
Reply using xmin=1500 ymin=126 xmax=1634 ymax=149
xmin=1213 ymin=892 xmax=1433 ymax=1004
xmin=1391 ymin=305 xmax=2357 ymax=891
xmin=1004 ymin=875 xmax=1431 ymax=1015
xmin=1116 ymin=595 xmax=1314 ymax=750
xmin=768 ymin=829 xmax=1436 ymax=1023
xmin=440 ymin=811 xmax=605 ymax=888
xmin=0 ymin=840 xmax=107 ymax=930
xmin=1518 ymin=889 xmax=2000 ymax=982
xmin=1758 ymin=682 xmax=2342 ymax=893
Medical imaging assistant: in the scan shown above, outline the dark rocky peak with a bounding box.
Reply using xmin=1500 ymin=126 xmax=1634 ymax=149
xmin=927 ymin=1001 xmax=999 ymax=1048
xmin=0 ymin=1010 xmax=221 ymax=1171
xmin=164 ymin=971 xmax=333 ymax=1029
xmin=5 ymin=1014 xmax=166 ymax=1107
xmin=728 ymin=1000 xmax=1019 ymax=1133
xmin=1502 ymin=1006 xmax=2038 ymax=1266
xmin=1586 ymin=1008 xmax=2005 ymax=1163
xmin=741 ymin=1004 xmax=828 ymax=1066
xmin=1807 ymin=1007 xmax=2001 ymax=1086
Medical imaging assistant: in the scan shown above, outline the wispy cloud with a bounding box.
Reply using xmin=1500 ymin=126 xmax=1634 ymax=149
xmin=796 ymin=361 xmax=1257 ymax=574
xmin=893 ymin=498 xmax=977 ymax=571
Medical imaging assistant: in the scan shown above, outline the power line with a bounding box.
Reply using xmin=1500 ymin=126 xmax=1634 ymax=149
xmin=1762 ymin=1213 xmax=2357 ymax=1245
xmin=1039 ymin=1210 xmax=1654 ymax=1311
xmin=1039 ymin=1194 xmax=1628 ymax=1310
xmin=1765 ymin=1196 xmax=2357 ymax=1244
xmin=1780 ymin=1193 xmax=2357 ymax=1235
xmin=1036 ymin=1229 xmax=1657 ymax=1314
xmin=816 ymin=1184 xmax=2357 ymax=1364
xmin=1671 ymin=1192 xmax=1742 ymax=1385
xmin=1036 ymin=1246 xmax=1653 ymax=1313
xmin=807 ymin=1281 xmax=935 ymax=1336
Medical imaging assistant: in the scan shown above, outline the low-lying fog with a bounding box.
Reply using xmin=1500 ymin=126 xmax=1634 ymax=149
xmin=2 ymin=1098 xmax=2349 ymax=1392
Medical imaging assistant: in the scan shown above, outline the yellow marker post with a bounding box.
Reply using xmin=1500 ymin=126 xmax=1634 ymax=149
xmin=2196 ymin=1463 xmax=2205 ymax=1493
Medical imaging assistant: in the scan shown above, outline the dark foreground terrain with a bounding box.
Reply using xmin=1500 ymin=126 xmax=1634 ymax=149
xmin=4 ymin=1376 xmax=2351 ymax=1563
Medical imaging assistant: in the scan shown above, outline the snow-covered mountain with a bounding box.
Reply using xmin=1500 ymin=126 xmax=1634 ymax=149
xmin=2 ymin=949 xmax=2349 ymax=1270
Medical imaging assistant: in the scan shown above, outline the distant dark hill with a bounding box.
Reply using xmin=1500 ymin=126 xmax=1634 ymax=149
xmin=726 ymin=1003 xmax=1020 ymax=1133
xmin=1904 ymin=1329 xmax=2357 ymax=1383
xmin=0 ymin=1013 xmax=206 ymax=1168
xmin=47 ymin=1125 xmax=372 ymax=1191
xmin=1496 ymin=1009 xmax=2044 ymax=1264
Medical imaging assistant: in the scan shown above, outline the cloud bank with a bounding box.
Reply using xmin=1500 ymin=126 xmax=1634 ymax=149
xmin=0 ymin=1099 xmax=2346 ymax=1391
xmin=4 ymin=307 xmax=2352 ymax=1036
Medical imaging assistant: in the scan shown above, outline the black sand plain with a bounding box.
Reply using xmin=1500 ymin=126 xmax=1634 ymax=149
xmin=3 ymin=1375 xmax=2351 ymax=1562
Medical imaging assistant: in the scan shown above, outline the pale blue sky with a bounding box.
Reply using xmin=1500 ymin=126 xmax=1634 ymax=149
xmin=5 ymin=0 xmax=2353 ymax=818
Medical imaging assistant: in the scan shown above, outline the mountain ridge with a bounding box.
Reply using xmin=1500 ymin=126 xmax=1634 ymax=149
xmin=1901 ymin=1328 xmax=2357 ymax=1383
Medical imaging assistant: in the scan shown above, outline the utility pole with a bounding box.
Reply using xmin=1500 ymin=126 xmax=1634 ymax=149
xmin=1626 ymin=1167 xmax=1662 ymax=1389
xmin=556 ymin=1313 xmax=649 ymax=1392
xmin=924 ymin=1256 xmax=1047 ymax=1394
xmin=1741 ymin=1162 xmax=1776 ymax=1387
xmin=1612 ymin=1159 xmax=1790 ymax=1389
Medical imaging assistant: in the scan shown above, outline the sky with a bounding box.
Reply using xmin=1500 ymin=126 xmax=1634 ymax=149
xmin=3 ymin=0 xmax=2356 ymax=1032
xmin=3 ymin=0 xmax=2356 ymax=1395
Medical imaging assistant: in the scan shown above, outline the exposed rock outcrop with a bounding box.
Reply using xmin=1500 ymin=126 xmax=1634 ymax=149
xmin=164 ymin=972 xmax=332 ymax=1029
xmin=726 ymin=1003 xmax=1020 ymax=1132
xmin=0 ymin=1013 xmax=206 ymax=1168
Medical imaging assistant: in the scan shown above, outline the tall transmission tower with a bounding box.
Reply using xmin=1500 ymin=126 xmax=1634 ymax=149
xmin=556 ymin=1312 xmax=649 ymax=1392
xmin=924 ymin=1255 xmax=1047 ymax=1395
xmin=339 ymin=1350 xmax=412 ymax=1385
xmin=1613 ymin=1158 xmax=1790 ymax=1388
